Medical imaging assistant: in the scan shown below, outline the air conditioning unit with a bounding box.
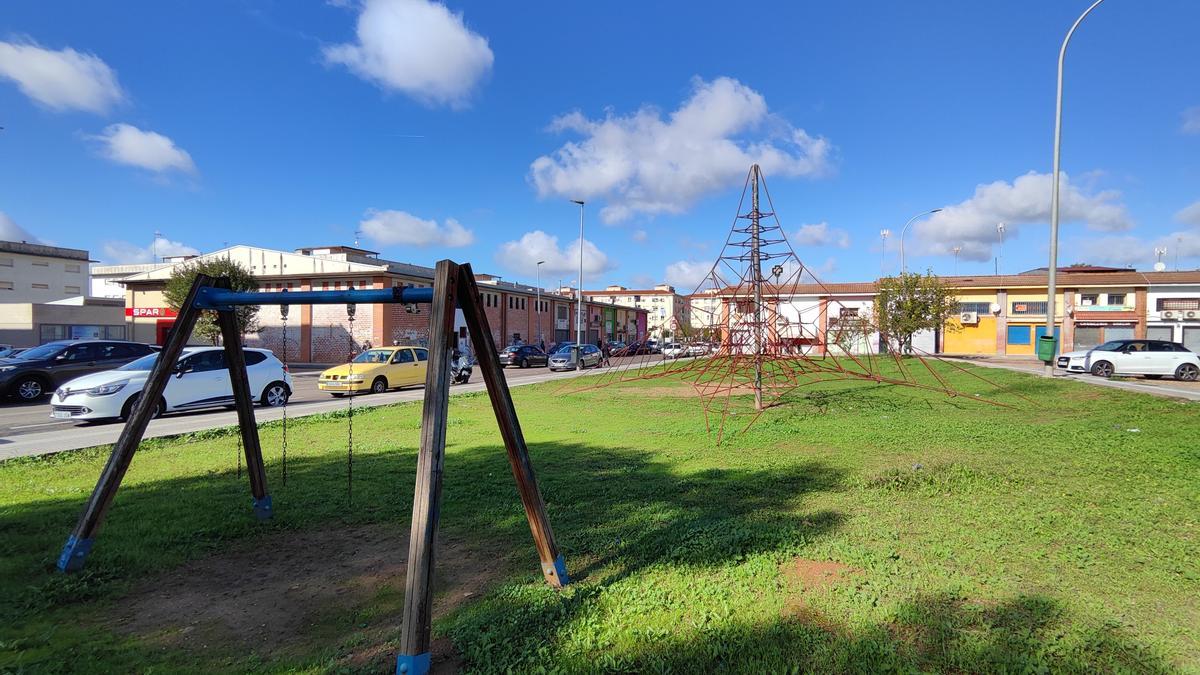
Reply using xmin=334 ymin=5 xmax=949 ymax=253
xmin=959 ymin=311 xmax=979 ymax=325
xmin=1162 ymin=310 xmax=1176 ymax=319
xmin=1187 ymin=310 xmax=1199 ymax=320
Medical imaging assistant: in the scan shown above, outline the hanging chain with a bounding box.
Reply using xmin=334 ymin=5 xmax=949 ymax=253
xmin=236 ymin=432 xmax=242 ymax=479
xmin=346 ymin=292 xmax=356 ymax=506
xmin=280 ymin=292 xmax=290 ymax=487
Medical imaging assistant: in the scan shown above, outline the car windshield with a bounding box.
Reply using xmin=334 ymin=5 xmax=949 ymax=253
xmin=552 ymin=344 xmax=576 ymax=355
xmin=13 ymin=343 xmax=65 ymax=360
xmin=502 ymin=346 xmax=521 ymax=352
xmin=353 ymin=349 xmax=394 ymax=364
xmin=118 ymin=352 xmax=166 ymax=371
xmin=1094 ymin=341 xmax=1126 ymax=352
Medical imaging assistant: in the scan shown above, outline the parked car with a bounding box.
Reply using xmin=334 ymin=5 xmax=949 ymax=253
xmin=318 ymin=346 xmax=429 ymax=396
xmin=548 ymin=343 xmax=601 ymax=371
xmin=626 ymin=341 xmax=658 ymax=355
xmin=1056 ymin=339 xmax=1200 ymax=381
xmin=1 ymin=340 xmax=157 ymax=402
xmin=661 ymin=342 xmax=686 ymax=358
xmin=498 ymin=345 xmax=548 ymax=368
xmin=684 ymin=342 xmax=712 ymax=357
xmin=49 ymin=347 xmax=292 ymax=421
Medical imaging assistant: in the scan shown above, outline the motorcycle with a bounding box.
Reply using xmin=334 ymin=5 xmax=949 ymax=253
xmin=449 ymin=352 xmax=474 ymax=384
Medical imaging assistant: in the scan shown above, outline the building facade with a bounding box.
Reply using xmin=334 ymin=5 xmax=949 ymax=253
xmin=115 ymin=244 xmax=647 ymax=363
xmin=583 ymin=284 xmax=687 ymax=340
xmin=0 ymin=241 xmax=92 ymax=303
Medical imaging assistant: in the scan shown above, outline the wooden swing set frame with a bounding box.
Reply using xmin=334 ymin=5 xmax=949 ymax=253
xmin=56 ymin=259 xmax=567 ymax=675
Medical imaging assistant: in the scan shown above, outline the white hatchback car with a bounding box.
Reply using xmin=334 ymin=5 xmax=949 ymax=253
xmin=661 ymin=342 xmax=685 ymax=358
xmin=1056 ymin=339 xmax=1200 ymax=381
xmin=50 ymin=347 xmax=293 ymax=421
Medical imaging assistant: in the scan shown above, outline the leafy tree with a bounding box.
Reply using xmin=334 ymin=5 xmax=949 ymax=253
xmin=163 ymin=258 xmax=260 ymax=345
xmin=874 ymin=271 xmax=958 ymax=354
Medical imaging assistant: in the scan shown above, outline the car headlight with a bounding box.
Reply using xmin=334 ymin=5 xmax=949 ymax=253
xmin=346 ymin=375 xmax=365 ymax=382
xmin=86 ymin=380 xmax=128 ymax=396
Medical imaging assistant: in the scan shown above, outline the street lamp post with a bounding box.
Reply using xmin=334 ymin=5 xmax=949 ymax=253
xmin=899 ymin=208 xmax=943 ymax=274
xmin=1046 ymin=0 xmax=1107 ymax=375
xmin=952 ymin=246 xmax=962 ymax=276
xmin=535 ymin=260 xmax=545 ymax=345
xmin=571 ymin=200 xmax=585 ymax=370
xmin=996 ymin=222 xmax=1006 ymax=276
xmin=879 ymin=229 xmax=890 ymax=277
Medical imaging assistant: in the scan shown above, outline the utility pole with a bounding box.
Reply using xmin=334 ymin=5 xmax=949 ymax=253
xmin=535 ymin=260 xmax=545 ymax=345
xmin=996 ymin=222 xmax=1005 ymax=277
xmin=153 ymin=230 xmax=162 ymax=262
xmin=879 ymin=229 xmax=890 ymax=277
xmin=750 ymin=165 xmax=764 ymax=412
xmin=952 ymin=246 xmax=962 ymax=276
xmin=571 ymin=200 xmax=585 ymax=370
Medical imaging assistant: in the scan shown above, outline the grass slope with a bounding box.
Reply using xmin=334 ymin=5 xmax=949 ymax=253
xmin=1 ymin=362 xmax=1197 ymax=673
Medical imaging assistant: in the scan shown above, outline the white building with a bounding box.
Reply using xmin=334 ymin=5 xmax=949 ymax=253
xmin=1145 ymin=271 xmax=1200 ymax=351
xmin=584 ymin=284 xmax=688 ymax=339
xmin=0 ymin=241 xmax=92 ymax=303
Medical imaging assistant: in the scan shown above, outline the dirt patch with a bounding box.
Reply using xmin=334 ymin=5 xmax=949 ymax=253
xmin=108 ymin=523 xmax=512 ymax=671
xmin=779 ymin=558 xmax=861 ymax=633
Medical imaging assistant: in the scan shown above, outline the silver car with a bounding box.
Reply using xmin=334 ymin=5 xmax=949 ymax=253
xmin=548 ymin=344 xmax=602 ymax=371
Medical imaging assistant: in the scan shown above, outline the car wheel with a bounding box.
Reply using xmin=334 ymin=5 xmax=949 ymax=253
xmin=260 ymin=381 xmax=290 ymax=407
xmin=521 ymin=358 xmax=529 ymax=368
xmin=331 ymin=393 xmax=345 ymax=398
xmin=1175 ymin=363 xmax=1199 ymax=382
xmin=13 ymin=376 xmax=45 ymax=401
xmin=120 ymin=395 xmax=163 ymax=421
xmin=371 ymin=377 xmax=388 ymax=394
xmin=1090 ymin=360 xmax=1114 ymax=378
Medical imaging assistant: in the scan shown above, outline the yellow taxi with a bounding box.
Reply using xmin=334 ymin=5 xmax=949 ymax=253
xmin=317 ymin=346 xmax=429 ymax=396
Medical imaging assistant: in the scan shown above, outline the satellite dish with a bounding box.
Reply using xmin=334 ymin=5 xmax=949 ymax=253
xmin=1154 ymin=262 xmax=1166 ymax=271
xmin=989 ymin=302 xmax=1001 ymax=314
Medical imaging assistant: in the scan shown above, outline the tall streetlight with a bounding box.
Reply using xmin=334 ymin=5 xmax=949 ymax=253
xmin=995 ymin=222 xmax=1006 ymax=276
xmin=952 ymin=246 xmax=963 ymax=276
xmin=899 ymin=208 xmax=943 ymax=273
xmin=571 ymin=199 xmax=585 ymax=370
xmin=535 ymin=260 xmax=546 ymax=346
xmin=1045 ymin=0 xmax=1107 ymax=374
xmin=879 ymin=229 xmax=890 ymax=277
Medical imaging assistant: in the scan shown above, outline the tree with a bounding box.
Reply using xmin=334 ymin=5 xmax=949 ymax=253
xmin=163 ymin=258 xmax=260 ymax=345
xmin=874 ymin=271 xmax=958 ymax=354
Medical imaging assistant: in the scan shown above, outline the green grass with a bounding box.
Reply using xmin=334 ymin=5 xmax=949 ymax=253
xmin=1 ymin=361 xmax=1198 ymax=673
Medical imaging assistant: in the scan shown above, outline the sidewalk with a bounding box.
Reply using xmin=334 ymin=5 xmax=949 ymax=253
xmin=943 ymin=355 xmax=1200 ymax=401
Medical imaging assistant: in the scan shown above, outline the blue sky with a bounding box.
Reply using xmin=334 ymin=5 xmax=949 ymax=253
xmin=1 ymin=0 xmax=1198 ymax=291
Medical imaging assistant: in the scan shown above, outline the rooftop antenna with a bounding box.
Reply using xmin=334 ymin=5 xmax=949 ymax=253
xmin=353 ymin=229 xmax=362 ymax=247
xmin=153 ymin=230 xmax=163 ymax=262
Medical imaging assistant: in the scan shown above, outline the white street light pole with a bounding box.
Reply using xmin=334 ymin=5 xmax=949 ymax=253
xmin=899 ymin=208 xmax=943 ymax=274
xmin=1046 ymin=0 xmax=1107 ymax=374
xmin=535 ymin=260 xmax=545 ymax=345
xmin=879 ymin=229 xmax=890 ymax=277
xmin=952 ymin=246 xmax=962 ymax=276
xmin=571 ymin=200 xmax=585 ymax=370
xmin=996 ymin=222 xmax=1006 ymax=276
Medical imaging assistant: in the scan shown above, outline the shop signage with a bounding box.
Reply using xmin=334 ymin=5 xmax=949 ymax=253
xmin=1075 ymin=321 xmax=1134 ymax=328
xmin=125 ymin=307 xmax=178 ymax=318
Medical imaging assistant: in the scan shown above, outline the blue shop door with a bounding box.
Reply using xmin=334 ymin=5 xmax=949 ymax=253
xmin=1034 ymin=325 xmax=1061 ymax=354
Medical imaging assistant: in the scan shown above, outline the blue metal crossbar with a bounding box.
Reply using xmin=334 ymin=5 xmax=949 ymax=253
xmin=193 ymin=285 xmax=435 ymax=310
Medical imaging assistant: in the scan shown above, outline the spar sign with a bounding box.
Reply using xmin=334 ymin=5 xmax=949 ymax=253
xmin=125 ymin=307 xmax=179 ymax=318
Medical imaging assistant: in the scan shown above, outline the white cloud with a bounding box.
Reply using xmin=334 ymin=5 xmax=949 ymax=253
xmin=101 ymin=236 xmax=200 ymax=264
xmin=91 ymin=124 xmax=196 ymax=174
xmin=359 ymin=209 xmax=473 ymax=247
xmin=0 ymin=211 xmax=40 ymax=243
xmin=792 ymin=221 xmax=850 ymax=248
xmin=664 ymin=260 xmax=712 ymax=290
xmin=632 ymin=229 xmax=648 ymax=243
xmin=1071 ymin=231 xmax=1200 ymax=268
xmin=529 ymin=76 xmax=832 ymax=224
xmin=914 ymin=171 xmax=1132 ymax=261
xmin=323 ymin=0 xmax=493 ymax=108
xmin=0 ymin=39 xmax=124 ymax=114
xmin=495 ymin=230 xmax=612 ymax=278
xmin=1182 ymin=106 xmax=1200 ymax=135
xmin=1174 ymin=200 xmax=1200 ymax=227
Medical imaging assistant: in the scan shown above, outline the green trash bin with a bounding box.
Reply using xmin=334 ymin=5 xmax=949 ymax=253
xmin=1036 ymin=335 xmax=1057 ymax=362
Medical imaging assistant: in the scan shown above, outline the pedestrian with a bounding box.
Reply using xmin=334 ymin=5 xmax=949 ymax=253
xmin=601 ymin=339 xmax=611 ymax=367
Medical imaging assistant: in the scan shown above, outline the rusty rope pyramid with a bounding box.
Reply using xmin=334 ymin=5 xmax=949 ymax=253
xmin=567 ymin=164 xmax=1022 ymax=441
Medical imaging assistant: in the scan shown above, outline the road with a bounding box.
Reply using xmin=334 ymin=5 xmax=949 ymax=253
xmin=0 ymin=354 xmax=672 ymax=461
xmin=943 ymin=355 xmax=1200 ymax=401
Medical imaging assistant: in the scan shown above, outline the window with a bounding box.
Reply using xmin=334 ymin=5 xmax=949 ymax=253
xmin=322 ymin=281 xmax=330 ymax=290
xmin=1157 ymin=297 xmax=1200 ymax=311
xmin=414 ymin=348 xmax=428 ymax=361
xmin=1147 ymin=326 xmax=1174 ymax=342
xmin=40 ymin=324 xmax=67 ymax=342
xmin=64 ymin=344 xmax=103 ymax=362
xmin=0 ymin=281 xmax=12 ymax=291
xmin=1006 ymin=325 xmax=1032 ymax=345
xmin=1011 ymin=301 xmax=1047 ymax=315
xmin=33 ymin=261 xmax=49 ymax=267
xmin=1079 ymin=293 xmax=1098 ymax=306
xmin=1149 ymin=341 xmax=1178 ymax=352
xmin=188 ymin=350 xmax=227 ymax=372
xmin=66 ymin=264 xmax=81 ymax=273
xmin=32 ymin=283 xmax=49 ymax=290
xmin=245 ymin=351 xmax=268 ymax=366
xmin=65 ymin=286 xmax=81 ymax=294
xmin=394 ymin=349 xmax=415 ymax=363
xmin=1107 ymin=293 xmax=1126 ymax=306
xmin=105 ymin=325 xmax=126 ymax=340
xmin=956 ymin=302 xmax=991 ymax=314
